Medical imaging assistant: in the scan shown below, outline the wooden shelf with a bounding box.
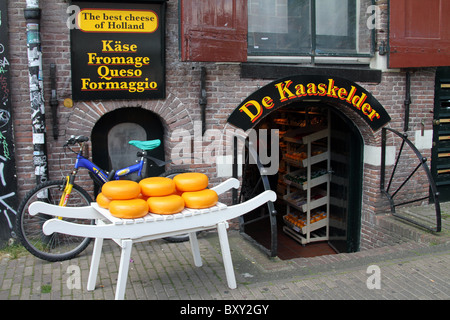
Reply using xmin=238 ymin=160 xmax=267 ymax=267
xmin=282 ymin=110 xmax=331 ymax=246
xmin=283 ymin=191 xmax=327 ymax=212
xmin=284 ymin=170 xmax=329 ymax=190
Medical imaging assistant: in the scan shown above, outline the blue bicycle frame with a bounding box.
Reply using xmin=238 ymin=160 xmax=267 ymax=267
xmin=60 ymin=136 xmax=162 ymax=205
xmin=73 ymin=152 xmax=146 ymax=185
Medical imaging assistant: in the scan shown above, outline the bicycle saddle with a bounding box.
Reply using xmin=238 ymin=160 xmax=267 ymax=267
xmin=128 ymin=139 xmax=161 ymax=151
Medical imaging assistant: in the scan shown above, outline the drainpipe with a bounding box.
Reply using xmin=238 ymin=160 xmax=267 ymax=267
xmin=199 ymin=67 xmax=207 ymax=135
xmin=403 ymin=71 xmax=411 ymax=132
xmin=24 ymin=0 xmax=48 ymax=184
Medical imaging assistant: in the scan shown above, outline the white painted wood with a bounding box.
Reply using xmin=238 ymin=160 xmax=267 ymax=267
xmin=32 ymin=178 xmax=276 ymax=300
xmin=217 ymin=221 xmax=236 ymax=289
xmin=29 ymin=201 xmax=101 ymax=219
xmin=87 ymin=237 xmax=103 ymax=291
xmin=115 ymin=239 xmax=133 ymax=300
xmin=189 ymin=232 xmax=202 ymax=267
xmin=210 ymin=177 xmax=240 ymax=194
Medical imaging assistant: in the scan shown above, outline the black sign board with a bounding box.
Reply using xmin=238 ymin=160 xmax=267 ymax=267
xmin=70 ymin=1 xmax=165 ymax=100
xmin=228 ymin=75 xmax=391 ymax=131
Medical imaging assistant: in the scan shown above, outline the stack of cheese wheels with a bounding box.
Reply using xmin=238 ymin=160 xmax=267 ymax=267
xmin=96 ymin=172 xmax=219 ymax=218
xmin=97 ymin=180 xmax=148 ymax=219
xmin=173 ymin=172 xmax=218 ymax=209
xmin=140 ymin=177 xmax=185 ymax=215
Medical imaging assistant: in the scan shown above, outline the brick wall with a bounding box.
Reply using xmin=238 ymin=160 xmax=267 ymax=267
xmin=8 ymin=0 xmax=438 ymax=250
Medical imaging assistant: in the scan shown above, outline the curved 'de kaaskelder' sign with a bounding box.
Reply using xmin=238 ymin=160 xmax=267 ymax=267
xmin=227 ymin=75 xmax=391 ymax=131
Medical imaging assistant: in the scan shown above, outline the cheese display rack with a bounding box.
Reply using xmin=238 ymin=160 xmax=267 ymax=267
xmin=276 ymin=107 xmax=331 ymax=245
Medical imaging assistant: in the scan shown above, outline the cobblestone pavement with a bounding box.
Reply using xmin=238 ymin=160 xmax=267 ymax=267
xmin=1 ymin=204 xmax=449 ymax=304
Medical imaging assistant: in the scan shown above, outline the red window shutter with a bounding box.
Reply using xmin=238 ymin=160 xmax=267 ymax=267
xmin=389 ymin=0 xmax=450 ymax=68
xmin=180 ymin=0 xmax=247 ymax=62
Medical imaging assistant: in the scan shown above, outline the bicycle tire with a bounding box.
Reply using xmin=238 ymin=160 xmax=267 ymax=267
xmin=15 ymin=180 xmax=94 ymax=262
xmin=159 ymin=169 xmax=194 ymax=243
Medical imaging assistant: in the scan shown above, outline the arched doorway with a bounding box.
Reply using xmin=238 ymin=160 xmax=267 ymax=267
xmin=91 ymin=107 xmax=165 ymax=182
xmin=229 ymin=75 xmax=388 ymax=259
xmin=238 ymin=102 xmax=363 ymax=259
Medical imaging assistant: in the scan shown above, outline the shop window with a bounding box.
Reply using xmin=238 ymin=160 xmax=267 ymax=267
xmin=247 ymin=0 xmax=373 ymax=60
xmin=389 ymin=0 xmax=450 ymax=68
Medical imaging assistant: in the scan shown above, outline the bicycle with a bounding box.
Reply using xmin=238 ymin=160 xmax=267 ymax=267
xmin=15 ymin=135 xmax=191 ymax=262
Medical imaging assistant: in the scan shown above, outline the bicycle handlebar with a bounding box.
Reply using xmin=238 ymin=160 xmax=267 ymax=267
xmin=64 ymin=135 xmax=89 ymax=147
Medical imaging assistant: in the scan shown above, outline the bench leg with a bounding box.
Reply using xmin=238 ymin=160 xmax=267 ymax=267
xmin=115 ymin=239 xmax=133 ymax=300
xmin=189 ymin=232 xmax=202 ymax=267
xmin=217 ymin=221 xmax=237 ymax=289
xmin=87 ymin=237 xmax=103 ymax=291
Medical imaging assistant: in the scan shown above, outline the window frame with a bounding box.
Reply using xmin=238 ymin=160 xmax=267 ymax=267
xmin=247 ymin=0 xmax=376 ymax=64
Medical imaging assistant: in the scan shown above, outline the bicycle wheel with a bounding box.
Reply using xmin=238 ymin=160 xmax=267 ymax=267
xmin=16 ymin=180 xmax=94 ymax=262
xmin=159 ymin=169 xmax=194 ymax=243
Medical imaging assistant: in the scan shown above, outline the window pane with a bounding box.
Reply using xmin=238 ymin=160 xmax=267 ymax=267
xmin=248 ymin=0 xmax=311 ymax=56
xmin=316 ymin=0 xmax=349 ymax=37
xmin=315 ymin=0 xmax=355 ymax=54
xmin=316 ymin=0 xmax=372 ymax=55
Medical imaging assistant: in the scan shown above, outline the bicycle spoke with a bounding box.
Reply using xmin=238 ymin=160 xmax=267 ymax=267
xmin=16 ymin=181 xmax=93 ymax=261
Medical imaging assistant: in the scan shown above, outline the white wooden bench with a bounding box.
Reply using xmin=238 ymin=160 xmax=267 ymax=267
xmin=29 ymin=178 xmax=276 ymax=300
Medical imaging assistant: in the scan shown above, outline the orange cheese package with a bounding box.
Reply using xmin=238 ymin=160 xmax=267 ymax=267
xmin=173 ymin=172 xmax=209 ymax=192
xmin=101 ymin=180 xmax=141 ymax=200
xmin=96 ymin=173 xmax=218 ymax=218
xmin=182 ymin=189 xmax=218 ymax=209
xmin=109 ymin=198 xmax=149 ymax=219
xmin=96 ymin=192 xmax=112 ymax=209
xmin=147 ymin=194 xmax=185 ymax=215
xmin=139 ymin=177 xmax=176 ymax=197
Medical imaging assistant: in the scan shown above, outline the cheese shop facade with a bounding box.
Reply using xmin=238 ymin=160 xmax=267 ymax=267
xmin=2 ymin=0 xmax=449 ymax=257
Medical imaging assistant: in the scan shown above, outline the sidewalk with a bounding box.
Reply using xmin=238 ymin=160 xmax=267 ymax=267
xmin=1 ymin=204 xmax=449 ymax=301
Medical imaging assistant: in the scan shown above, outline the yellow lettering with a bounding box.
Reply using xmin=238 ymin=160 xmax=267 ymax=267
xmin=275 ymin=80 xmax=296 ymax=102
xmin=361 ymin=103 xmax=372 ymax=116
xmin=239 ymin=100 xmax=262 ymax=123
xmin=81 ymin=78 xmax=91 ymax=89
xmin=262 ymin=96 xmax=274 ymax=109
xmin=87 ymin=52 xmax=97 ymax=65
xmin=307 ymin=83 xmax=317 ymax=95
xmin=346 ymin=86 xmax=357 ymax=103
xmin=338 ymin=88 xmax=347 ymax=100
xmin=317 ymin=83 xmax=327 ymax=96
xmin=102 ymin=40 xmax=114 ymax=52
xmin=295 ymin=84 xmax=306 ymax=97
xmin=352 ymin=93 xmax=367 ymax=110
xmin=368 ymin=109 xmax=380 ymax=121
xmin=326 ymin=79 xmax=339 ymax=98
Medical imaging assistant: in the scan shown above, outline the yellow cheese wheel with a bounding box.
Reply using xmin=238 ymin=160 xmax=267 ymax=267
xmin=173 ymin=172 xmax=209 ymax=192
xmin=182 ymin=189 xmax=218 ymax=209
xmin=101 ymin=180 xmax=141 ymax=200
xmin=109 ymin=198 xmax=149 ymax=219
xmin=139 ymin=177 xmax=176 ymax=197
xmin=96 ymin=192 xmax=112 ymax=209
xmin=147 ymin=195 xmax=185 ymax=215
xmin=136 ymin=193 xmax=149 ymax=201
